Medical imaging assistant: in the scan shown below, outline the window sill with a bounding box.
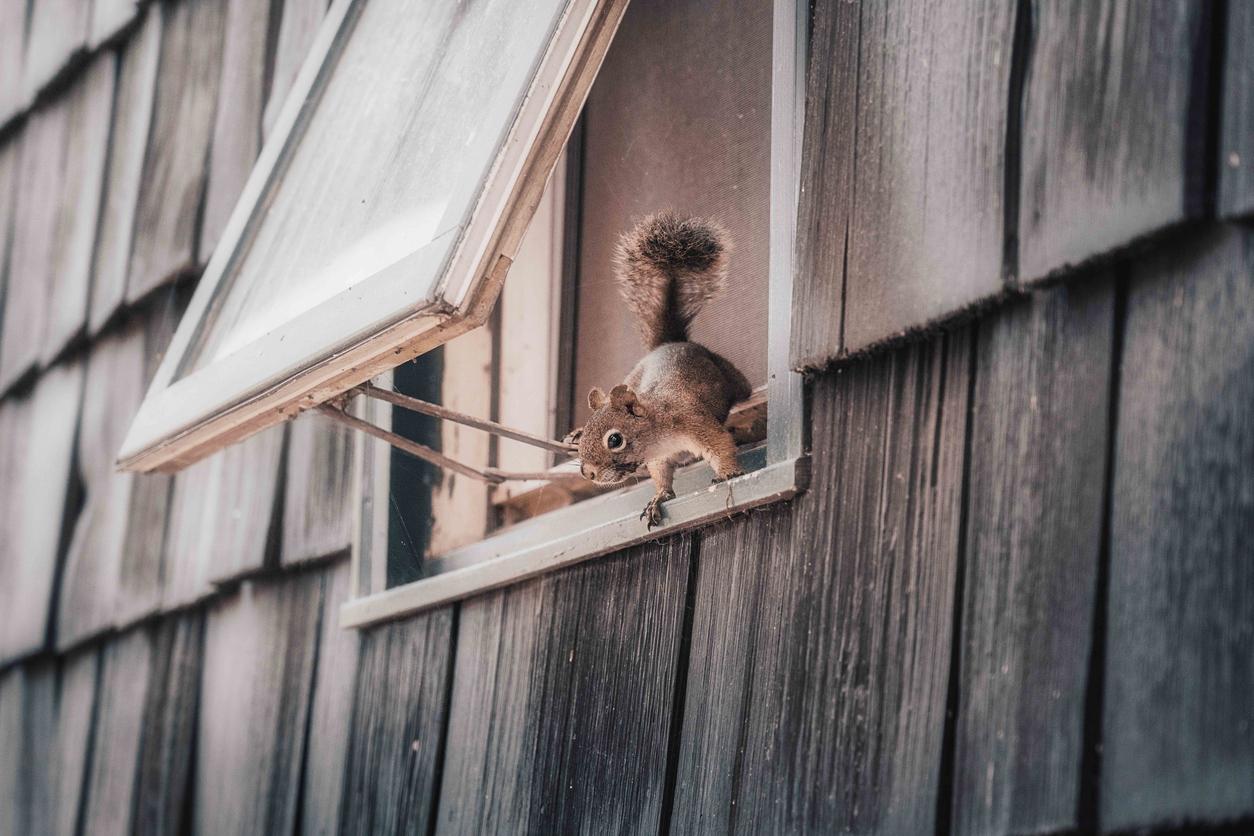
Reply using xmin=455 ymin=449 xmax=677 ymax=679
xmin=340 ymin=449 xmax=808 ymax=629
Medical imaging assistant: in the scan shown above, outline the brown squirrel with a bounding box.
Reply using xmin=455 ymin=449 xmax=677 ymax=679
xmin=567 ymin=211 xmax=752 ymax=529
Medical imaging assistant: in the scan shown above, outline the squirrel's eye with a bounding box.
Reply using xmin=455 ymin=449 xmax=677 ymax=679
xmin=604 ymin=430 xmax=625 ymax=451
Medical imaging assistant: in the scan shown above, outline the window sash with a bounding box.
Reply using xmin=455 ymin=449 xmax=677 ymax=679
xmin=342 ymin=0 xmax=809 ymax=628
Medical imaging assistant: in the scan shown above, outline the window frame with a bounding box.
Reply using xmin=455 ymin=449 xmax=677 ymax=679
xmin=117 ymin=0 xmax=630 ymax=473
xmin=341 ymin=0 xmax=810 ymax=628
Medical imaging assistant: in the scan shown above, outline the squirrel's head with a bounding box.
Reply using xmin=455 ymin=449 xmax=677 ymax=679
xmin=571 ymin=385 xmax=651 ymax=484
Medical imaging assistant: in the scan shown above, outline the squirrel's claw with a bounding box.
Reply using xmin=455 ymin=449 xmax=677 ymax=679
xmin=640 ymin=490 xmax=675 ymax=530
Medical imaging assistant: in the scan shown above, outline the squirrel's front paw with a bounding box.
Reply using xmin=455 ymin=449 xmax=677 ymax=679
xmin=639 ymin=490 xmax=675 ymax=530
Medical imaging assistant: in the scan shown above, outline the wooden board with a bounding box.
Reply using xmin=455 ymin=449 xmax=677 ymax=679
xmin=791 ymin=0 xmax=1016 ymax=367
xmin=161 ymin=422 xmax=286 ymax=607
xmin=300 ymin=559 xmax=361 ymax=834
xmin=1018 ymin=1 xmax=1207 ymax=282
xmin=1219 ymin=0 xmax=1254 ymax=219
xmin=58 ymin=321 xmax=149 ymax=648
xmin=437 ymin=535 xmax=693 ymax=834
xmin=951 ymin=281 xmax=1114 ymax=835
xmin=133 ymin=611 xmax=203 ymax=836
xmin=199 ymin=0 xmax=272 ymax=254
xmin=0 ymin=359 xmax=84 ymax=663
xmin=262 ymin=0 xmax=328 ymax=138
xmin=126 ymin=0 xmax=227 ymax=303
xmin=80 ymin=627 xmax=152 ymax=836
xmin=0 ymin=662 xmax=59 ymax=836
xmin=90 ymin=10 xmax=162 ymax=333
xmin=54 ymin=648 xmax=100 ymax=836
xmin=1102 ymin=224 xmax=1254 ymax=830
xmin=196 ymin=572 xmax=322 ymax=835
xmin=89 ymin=0 xmax=141 ymax=47
xmin=21 ymin=0 xmax=90 ymax=100
xmin=281 ymin=410 xmax=355 ymax=564
xmin=673 ymin=328 xmax=971 ymax=833
xmin=0 ymin=99 xmax=69 ymax=392
xmin=339 ymin=607 xmax=454 ymax=834
xmin=0 ymin=143 xmax=16 ymax=332
xmin=0 ymin=0 xmax=28 ymax=123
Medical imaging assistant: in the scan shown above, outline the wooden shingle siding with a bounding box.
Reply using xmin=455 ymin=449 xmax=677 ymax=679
xmin=952 ymin=280 xmax=1114 ymax=835
xmin=21 ymin=0 xmax=91 ymax=101
xmin=55 ymin=648 xmax=100 ymax=836
xmin=161 ymin=423 xmax=286 ymax=607
xmin=58 ymin=321 xmax=149 ymax=648
xmin=133 ymin=611 xmax=202 ymax=836
xmin=438 ymin=536 xmax=693 ymax=835
xmin=1219 ymin=0 xmax=1254 ymax=219
xmin=90 ymin=10 xmax=162 ymax=334
xmin=127 ymin=0 xmax=227 ymax=303
xmin=89 ymin=0 xmax=142 ymax=48
xmin=263 ymin=0 xmax=328 ymax=138
xmin=81 ymin=627 xmax=153 ymax=836
xmin=791 ymin=0 xmax=1016 ymax=368
xmin=1102 ymin=224 xmax=1254 ymax=831
xmin=0 ymin=0 xmax=28 ymax=124
xmin=300 ymin=560 xmax=360 ymax=834
xmin=0 ymin=661 xmax=59 ymax=836
xmin=0 ymin=142 xmax=16 ymax=331
xmin=0 ymin=359 xmax=83 ymax=664
xmin=1018 ymin=1 xmax=1209 ymax=283
xmin=282 ymin=411 xmax=355 ymax=565
xmin=197 ymin=571 xmax=322 ymax=835
xmin=339 ymin=608 xmax=453 ymax=834
xmin=677 ymin=329 xmax=971 ymax=833
xmin=200 ymin=0 xmax=272 ymax=254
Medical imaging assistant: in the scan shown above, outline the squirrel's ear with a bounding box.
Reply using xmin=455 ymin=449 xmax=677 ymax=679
xmin=610 ymin=385 xmax=642 ymax=416
xmin=587 ymin=387 xmax=608 ymax=410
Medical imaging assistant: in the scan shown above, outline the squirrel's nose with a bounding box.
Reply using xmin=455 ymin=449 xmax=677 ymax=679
xmin=581 ymin=464 xmax=596 ymax=480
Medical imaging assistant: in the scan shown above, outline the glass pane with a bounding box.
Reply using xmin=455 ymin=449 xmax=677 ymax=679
xmin=181 ymin=0 xmax=568 ymax=373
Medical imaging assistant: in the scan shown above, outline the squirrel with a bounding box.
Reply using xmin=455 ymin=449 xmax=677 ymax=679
xmin=566 ymin=211 xmax=752 ymax=530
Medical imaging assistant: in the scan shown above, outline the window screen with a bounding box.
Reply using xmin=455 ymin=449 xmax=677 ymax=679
xmin=572 ymin=0 xmax=773 ymax=426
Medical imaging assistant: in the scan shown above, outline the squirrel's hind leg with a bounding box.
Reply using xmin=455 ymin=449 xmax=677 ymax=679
xmin=690 ymin=418 xmax=743 ymax=482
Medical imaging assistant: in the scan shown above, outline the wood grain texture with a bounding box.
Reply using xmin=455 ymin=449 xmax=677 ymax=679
xmin=133 ymin=611 xmax=203 ymax=836
xmin=791 ymin=0 xmax=1015 ymax=367
xmin=951 ymin=282 xmax=1114 ymax=835
xmin=199 ymin=0 xmax=271 ymax=254
xmin=300 ymin=559 xmax=360 ymax=835
xmin=0 ymin=661 xmax=59 ymax=836
xmin=0 ymin=99 xmax=69 ymax=391
xmin=0 ymin=142 xmax=16 ymax=340
xmin=89 ymin=0 xmax=141 ymax=47
xmin=90 ymin=10 xmax=162 ymax=333
xmin=1102 ymin=224 xmax=1254 ymax=831
xmin=197 ymin=572 xmax=322 ymax=836
xmin=0 ymin=359 xmax=84 ymax=664
xmin=21 ymin=0 xmax=90 ymax=99
xmin=58 ymin=321 xmax=149 ymax=648
xmin=674 ymin=328 xmax=971 ymax=833
xmin=127 ymin=0 xmax=227 ymax=302
xmin=54 ymin=648 xmax=99 ymax=836
xmin=436 ymin=535 xmax=694 ymax=835
xmin=42 ymin=55 xmax=115 ymax=363
xmin=80 ymin=627 xmax=152 ymax=836
xmin=1018 ymin=1 xmax=1207 ymax=282
xmin=162 ymin=422 xmax=286 ymax=608
xmin=1218 ymin=0 xmax=1254 ymax=219
xmin=282 ymin=409 xmax=354 ymax=565
xmin=262 ymin=0 xmax=327 ymax=137
xmin=0 ymin=0 xmax=29 ymax=123
xmin=339 ymin=607 xmax=454 ymax=834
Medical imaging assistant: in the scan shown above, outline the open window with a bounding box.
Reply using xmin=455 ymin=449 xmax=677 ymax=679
xmin=121 ymin=0 xmax=808 ymax=628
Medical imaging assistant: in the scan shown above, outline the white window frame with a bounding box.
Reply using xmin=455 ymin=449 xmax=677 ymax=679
xmin=341 ymin=0 xmax=810 ymax=628
xmin=117 ymin=0 xmax=630 ymax=473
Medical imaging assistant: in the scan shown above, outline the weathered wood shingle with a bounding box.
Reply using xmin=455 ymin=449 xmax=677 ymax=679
xmin=952 ymin=281 xmax=1114 ymax=835
xmin=0 ymin=0 xmax=29 ymax=123
xmin=21 ymin=0 xmax=90 ymax=101
xmin=674 ymin=328 xmax=971 ymax=833
xmin=1219 ymin=0 xmax=1254 ymax=219
xmin=1018 ymin=1 xmax=1209 ymax=282
xmin=0 ymin=661 xmax=59 ymax=836
xmin=791 ymin=0 xmax=1017 ymax=367
xmin=282 ymin=411 xmax=355 ymax=565
xmin=438 ymin=535 xmax=693 ymax=835
xmin=1102 ymin=224 xmax=1254 ymax=830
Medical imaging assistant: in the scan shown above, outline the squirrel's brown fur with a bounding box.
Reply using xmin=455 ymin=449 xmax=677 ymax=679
xmin=568 ymin=212 xmax=751 ymax=529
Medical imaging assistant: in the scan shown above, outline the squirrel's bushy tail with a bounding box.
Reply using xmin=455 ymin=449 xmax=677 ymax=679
xmin=614 ymin=211 xmax=730 ymax=350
